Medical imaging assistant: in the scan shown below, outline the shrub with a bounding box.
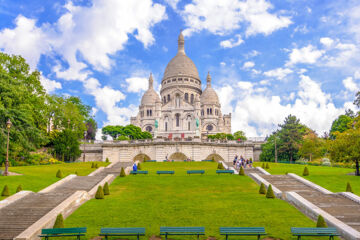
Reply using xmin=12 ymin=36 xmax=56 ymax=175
xmin=95 ymin=163 xmax=98 ymax=169
xmin=212 ymin=157 xmax=215 ymax=162
xmin=120 ymin=167 xmax=126 ymax=177
xmin=1 ymin=185 xmax=10 ymax=196
xmin=105 ymin=158 xmax=109 ymax=163
xmin=95 ymin=186 xmax=104 ymax=199
xmin=321 ymin=158 xmax=331 ymax=167
xmin=137 ymin=163 xmax=141 ymax=170
xmin=303 ymin=167 xmax=309 ymax=176
xmin=217 ymin=163 xmax=224 ymax=169
xmin=261 ymin=163 xmax=265 ymax=169
xmin=16 ymin=185 xmax=22 ymax=193
xmin=265 ymin=163 xmax=270 ymax=169
xmin=259 ymin=183 xmax=267 ymax=194
xmin=316 ymin=215 xmax=327 ymax=228
xmin=56 ymin=170 xmax=63 ymax=178
xmin=103 ymin=182 xmax=110 ymax=195
xmin=75 ymin=171 xmax=78 ymax=176
xmin=346 ymin=182 xmax=353 ymax=193
xmin=91 ymin=162 xmax=95 ymax=168
xmin=266 ymin=184 xmax=275 ymax=198
xmin=239 ymin=166 xmax=245 ymax=176
xmin=53 ymin=214 xmax=64 ymax=228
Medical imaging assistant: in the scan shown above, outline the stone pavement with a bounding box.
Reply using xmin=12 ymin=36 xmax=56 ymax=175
xmin=0 ymin=162 xmax=131 ymax=240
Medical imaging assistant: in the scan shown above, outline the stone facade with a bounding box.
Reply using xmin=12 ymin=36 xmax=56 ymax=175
xmin=130 ymin=32 xmax=231 ymax=139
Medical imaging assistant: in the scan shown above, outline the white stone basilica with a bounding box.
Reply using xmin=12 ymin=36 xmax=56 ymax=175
xmin=130 ymin=32 xmax=232 ymax=139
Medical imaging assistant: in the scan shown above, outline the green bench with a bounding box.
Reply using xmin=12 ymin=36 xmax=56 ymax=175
xmin=130 ymin=170 xmax=148 ymax=175
xmin=291 ymin=227 xmax=339 ymax=240
xmin=145 ymin=160 xmax=156 ymax=162
xmin=201 ymin=160 xmax=213 ymax=162
xmin=220 ymin=227 xmax=266 ymax=240
xmin=100 ymin=227 xmax=145 ymax=240
xmin=187 ymin=170 xmax=205 ymax=175
xmin=160 ymin=227 xmax=205 ymax=240
xmin=39 ymin=227 xmax=87 ymax=240
xmin=157 ymin=170 xmax=175 ymax=175
xmin=216 ymin=170 xmax=234 ymax=174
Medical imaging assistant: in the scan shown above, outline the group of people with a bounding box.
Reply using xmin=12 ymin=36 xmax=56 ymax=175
xmin=233 ymin=155 xmax=253 ymax=169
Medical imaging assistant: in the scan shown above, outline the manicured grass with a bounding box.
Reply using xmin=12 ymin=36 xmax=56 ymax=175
xmin=65 ymin=162 xmax=322 ymax=239
xmin=0 ymin=162 xmax=108 ymax=199
xmin=254 ymin=162 xmax=360 ymax=195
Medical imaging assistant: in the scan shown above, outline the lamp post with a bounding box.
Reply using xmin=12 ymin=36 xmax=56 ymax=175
xmin=83 ymin=130 xmax=87 ymax=162
xmin=4 ymin=119 xmax=12 ymax=176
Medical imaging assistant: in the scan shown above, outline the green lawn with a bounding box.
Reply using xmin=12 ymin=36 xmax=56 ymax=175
xmin=65 ymin=162 xmax=322 ymax=239
xmin=0 ymin=162 xmax=108 ymax=199
xmin=254 ymin=162 xmax=360 ymax=195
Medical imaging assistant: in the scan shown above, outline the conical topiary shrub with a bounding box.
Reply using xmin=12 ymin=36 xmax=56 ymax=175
xmin=75 ymin=171 xmax=78 ymax=176
xmin=217 ymin=163 xmax=224 ymax=169
xmin=137 ymin=163 xmax=141 ymax=170
xmin=95 ymin=186 xmax=104 ymax=199
xmin=303 ymin=167 xmax=309 ymax=176
xmin=259 ymin=183 xmax=267 ymax=194
xmin=239 ymin=166 xmax=245 ymax=176
xmin=265 ymin=163 xmax=270 ymax=169
xmin=91 ymin=162 xmax=95 ymax=168
xmin=56 ymin=170 xmax=63 ymax=178
xmin=261 ymin=163 xmax=265 ymax=169
xmin=53 ymin=214 xmax=64 ymax=228
xmin=266 ymin=184 xmax=275 ymax=198
xmin=316 ymin=215 xmax=327 ymax=228
xmin=120 ymin=167 xmax=126 ymax=177
xmin=103 ymin=182 xmax=110 ymax=195
xmin=105 ymin=158 xmax=109 ymax=163
xmin=346 ymin=182 xmax=353 ymax=193
xmin=1 ymin=185 xmax=10 ymax=196
xmin=16 ymin=185 xmax=22 ymax=193
xmin=95 ymin=163 xmax=98 ymax=169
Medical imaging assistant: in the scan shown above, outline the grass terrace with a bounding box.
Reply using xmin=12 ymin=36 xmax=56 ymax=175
xmin=0 ymin=161 xmax=109 ymax=199
xmin=64 ymin=162 xmax=324 ymax=239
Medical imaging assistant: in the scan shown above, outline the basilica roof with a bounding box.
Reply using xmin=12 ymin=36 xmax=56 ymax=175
xmin=163 ymin=32 xmax=200 ymax=80
xmin=200 ymin=72 xmax=220 ymax=105
xmin=141 ymin=73 xmax=160 ymax=105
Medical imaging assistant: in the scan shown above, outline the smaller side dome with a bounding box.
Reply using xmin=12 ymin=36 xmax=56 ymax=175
xmin=200 ymin=72 xmax=220 ymax=105
xmin=141 ymin=73 xmax=160 ymax=105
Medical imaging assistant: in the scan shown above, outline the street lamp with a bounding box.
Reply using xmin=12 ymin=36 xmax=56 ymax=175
xmin=4 ymin=119 xmax=12 ymax=176
xmin=83 ymin=130 xmax=87 ymax=162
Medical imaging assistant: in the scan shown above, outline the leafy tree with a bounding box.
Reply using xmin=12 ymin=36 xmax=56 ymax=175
xmin=299 ymin=131 xmax=327 ymax=161
xmin=52 ymin=129 xmax=81 ymax=162
xmin=85 ymin=118 xmax=97 ymax=141
xmin=329 ymin=114 xmax=353 ymax=139
xmin=233 ymin=131 xmax=247 ymax=141
xmin=354 ymin=91 xmax=360 ymax=109
xmin=103 ymin=124 xmax=152 ymax=140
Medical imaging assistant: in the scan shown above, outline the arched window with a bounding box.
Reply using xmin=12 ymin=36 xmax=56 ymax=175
xmin=206 ymin=125 xmax=213 ymax=131
xmin=210 ymin=108 xmax=213 ymax=115
xmin=175 ymin=113 xmax=180 ymax=127
xmin=163 ymin=96 xmax=166 ymax=103
xmin=185 ymin=93 xmax=188 ymax=102
xmin=167 ymin=94 xmax=170 ymax=101
xmin=145 ymin=126 xmax=153 ymax=132
xmin=150 ymin=109 xmax=152 ymax=116
xmin=207 ymin=108 xmax=209 ymax=115
xmin=165 ymin=122 xmax=168 ymax=132
xmin=201 ymin=110 xmax=204 ymax=116
xmin=191 ymin=94 xmax=194 ymax=103
xmin=176 ymin=94 xmax=180 ymax=108
xmin=187 ymin=115 xmax=191 ymax=131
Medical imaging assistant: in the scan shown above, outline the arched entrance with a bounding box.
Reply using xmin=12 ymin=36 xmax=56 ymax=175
xmin=169 ymin=152 xmax=188 ymax=161
xmin=133 ymin=153 xmax=151 ymax=162
xmin=205 ymin=154 xmax=224 ymax=162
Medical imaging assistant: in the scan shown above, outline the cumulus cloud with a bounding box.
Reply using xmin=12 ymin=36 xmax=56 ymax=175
xmin=126 ymin=77 xmax=149 ymax=93
xmin=263 ymin=67 xmax=293 ymax=80
xmin=181 ymin=0 xmax=292 ymax=37
xmin=220 ymin=34 xmax=243 ymax=48
xmin=40 ymin=75 xmax=62 ymax=93
xmin=287 ymin=44 xmax=323 ymax=65
xmin=243 ymin=61 xmax=255 ymax=69
xmin=343 ymin=77 xmax=359 ymax=92
xmin=320 ymin=37 xmax=334 ymax=48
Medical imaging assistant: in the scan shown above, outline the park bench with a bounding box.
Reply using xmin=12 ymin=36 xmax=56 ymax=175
xmin=157 ymin=170 xmax=175 ymax=175
xmin=216 ymin=170 xmax=234 ymax=174
xmin=145 ymin=160 xmax=156 ymax=162
xmin=291 ymin=227 xmax=339 ymax=240
xmin=39 ymin=227 xmax=87 ymax=240
xmin=99 ymin=227 xmax=145 ymax=240
xmin=201 ymin=160 xmax=213 ymax=162
xmin=220 ymin=227 xmax=266 ymax=240
xmin=160 ymin=227 xmax=205 ymax=240
xmin=187 ymin=170 xmax=205 ymax=175
xmin=130 ymin=171 xmax=148 ymax=175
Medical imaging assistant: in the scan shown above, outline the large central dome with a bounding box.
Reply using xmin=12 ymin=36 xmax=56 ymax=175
xmin=162 ymin=32 xmax=200 ymax=80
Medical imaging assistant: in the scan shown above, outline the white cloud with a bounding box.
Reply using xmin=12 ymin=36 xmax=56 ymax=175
xmin=220 ymin=62 xmax=226 ymax=66
xmin=220 ymin=34 xmax=243 ymax=48
xmin=263 ymin=67 xmax=293 ymax=80
xmin=354 ymin=71 xmax=360 ymax=79
xmin=164 ymin=0 xmax=180 ymax=9
xmin=40 ymin=75 xmax=62 ymax=93
xmin=181 ymin=0 xmax=292 ymax=37
xmin=243 ymin=61 xmax=255 ymax=69
xmin=237 ymin=81 xmax=253 ymax=90
xmin=287 ymin=44 xmax=323 ymax=65
xmin=126 ymin=77 xmax=148 ymax=93
xmin=320 ymin=37 xmax=334 ymax=48
xmin=343 ymin=77 xmax=359 ymax=92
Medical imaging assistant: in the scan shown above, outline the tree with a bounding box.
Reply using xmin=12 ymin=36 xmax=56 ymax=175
xmin=299 ymin=131 xmax=327 ymax=161
xmin=354 ymin=91 xmax=360 ymax=109
xmin=233 ymin=131 xmax=247 ymax=141
xmin=85 ymin=118 xmax=97 ymax=141
xmin=102 ymin=124 xmax=152 ymax=140
xmin=329 ymin=115 xmax=353 ymax=139
xmin=52 ymin=129 xmax=81 ymax=162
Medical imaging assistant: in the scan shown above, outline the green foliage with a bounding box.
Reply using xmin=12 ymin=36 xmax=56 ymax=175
xmin=303 ymin=167 xmax=309 ymax=176
xmin=259 ymin=183 xmax=267 ymax=194
xmin=346 ymin=182 xmax=353 ymax=193
xmin=95 ymin=163 xmax=98 ymax=169
xmin=91 ymin=162 xmax=95 ymax=168
xmin=212 ymin=157 xmax=215 ymax=162
xmin=103 ymin=124 xmax=152 ymax=140
xmin=56 ymin=169 xmax=63 ymax=178
xmin=137 ymin=163 xmax=141 ymax=170
xmin=105 ymin=158 xmax=109 ymax=163
xmin=329 ymin=115 xmax=353 ymax=139
xmin=75 ymin=171 xmax=78 ymax=176
xmin=266 ymin=184 xmax=275 ymax=198
xmin=217 ymin=163 xmax=224 ymax=169
xmin=117 ymin=135 xmax=130 ymax=140
xmin=51 ymin=129 xmax=81 ymax=162
xmin=233 ymin=131 xmax=247 ymax=141
xmin=299 ymin=131 xmax=327 ymax=161
xmin=120 ymin=167 xmax=126 ymax=177
xmin=85 ymin=118 xmax=98 ymax=141
xmin=316 ymin=215 xmax=327 ymax=228
xmin=266 ymin=163 xmax=270 ymax=169
xmin=16 ymin=184 xmax=22 ymax=193
xmin=239 ymin=166 xmax=245 ymax=175
xmin=53 ymin=214 xmax=64 ymax=228
xmin=95 ymin=186 xmax=104 ymax=199
xmin=103 ymin=182 xmax=110 ymax=195
xmin=1 ymin=185 xmax=9 ymax=196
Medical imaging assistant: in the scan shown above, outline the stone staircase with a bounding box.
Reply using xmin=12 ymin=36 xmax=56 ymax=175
xmin=0 ymin=162 xmax=132 ymax=240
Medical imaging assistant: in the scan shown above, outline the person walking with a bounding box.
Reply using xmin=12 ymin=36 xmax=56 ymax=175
xmin=133 ymin=162 xmax=137 ymax=172
xmin=233 ymin=155 xmax=238 ymax=166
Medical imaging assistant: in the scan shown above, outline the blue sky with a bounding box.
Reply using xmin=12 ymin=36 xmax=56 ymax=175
xmin=1 ymin=0 xmax=359 ymax=137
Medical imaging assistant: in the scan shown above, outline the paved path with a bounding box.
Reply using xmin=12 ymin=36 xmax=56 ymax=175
xmin=0 ymin=162 xmax=131 ymax=240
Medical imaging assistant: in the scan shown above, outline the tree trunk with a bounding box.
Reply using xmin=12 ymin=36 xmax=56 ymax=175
xmin=356 ymin=159 xmax=359 ymax=176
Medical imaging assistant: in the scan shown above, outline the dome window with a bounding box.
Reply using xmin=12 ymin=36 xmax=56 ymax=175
xmin=167 ymin=94 xmax=171 ymax=101
xmin=190 ymin=79 xmax=194 ymax=82
xmin=206 ymin=125 xmax=213 ymax=131
xmin=146 ymin=126 xmax=153 ymax=132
